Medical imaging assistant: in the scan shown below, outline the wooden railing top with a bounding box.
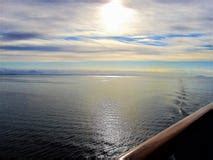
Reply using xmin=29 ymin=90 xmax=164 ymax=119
xmin=119 ymin=102 xmax=213 ymax=160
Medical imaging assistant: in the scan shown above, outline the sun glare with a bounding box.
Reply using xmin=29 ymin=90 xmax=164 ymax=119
xmin=101 ymin=0 xmax=134 ymax=33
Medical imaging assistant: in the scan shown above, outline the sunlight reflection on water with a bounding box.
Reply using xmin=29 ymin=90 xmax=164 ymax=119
xmin=0 ymin=75 xmax=212 ymax=159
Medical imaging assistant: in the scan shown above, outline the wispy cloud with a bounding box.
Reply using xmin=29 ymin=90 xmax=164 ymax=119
xmin=0 ymin=0 xmax=212 ymax=73
xmin=0 ymin=45 xmax=61 ymax=52
xmin=65 ymin=33 xmax=205 ymax=46
xmin=0 ymin=32 xmax=43 ymax=41
xmin=200 ymin=44 xmax=213 ymax=50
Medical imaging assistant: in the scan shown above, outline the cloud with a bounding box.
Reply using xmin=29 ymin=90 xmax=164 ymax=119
xmin=154 ymin=0 xmax=200 ymax=4
xmin=170 ymin=25 xmax=195 ymax=32
xmin=0 ymin=32 xmax=43 ymax=41
xmin=0 ymin=45 xmax=61 ymax=52
xmin=64 ymin=33 xmax=205 ymax=47
xmin=201 ymin=45 xmax=213 ymax=50
xmin=0 ymin=43 xmax=134 ymax=54
xmin=0 ymin=0 xmax=212 ymax=64
xmin=3 ymin=0 xmax=109 ymax=4
xmin=149 ymin=33 xmax=204 ymax=40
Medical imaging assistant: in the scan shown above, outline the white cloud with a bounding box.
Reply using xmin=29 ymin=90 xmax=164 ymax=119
xmin=0 ymin=0 xmax=212 ymax=62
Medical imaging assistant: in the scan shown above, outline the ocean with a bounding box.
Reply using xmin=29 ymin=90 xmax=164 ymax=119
xmin=0 ymin=75 xmax=212 ymax=159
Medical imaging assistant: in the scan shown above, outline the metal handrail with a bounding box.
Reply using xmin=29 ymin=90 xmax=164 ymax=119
xmin=119 ymin=103 xmax=213 ymax=160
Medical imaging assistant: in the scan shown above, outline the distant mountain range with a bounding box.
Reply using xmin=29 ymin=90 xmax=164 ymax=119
xmin=0 ymin=68 xmax=212 ymax=78
xmin=0 ymin=69 xmax=54 ymax=75
xmin=0 ymin=68 xmax=130 ymax=76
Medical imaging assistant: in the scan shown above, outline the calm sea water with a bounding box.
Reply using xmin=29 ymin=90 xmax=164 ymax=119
xmin=0 ymin=75 xmax=212 ymax=159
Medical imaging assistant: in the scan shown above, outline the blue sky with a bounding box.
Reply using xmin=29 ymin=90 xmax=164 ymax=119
xmin=0 ymin=0 xmax=212 ymax=74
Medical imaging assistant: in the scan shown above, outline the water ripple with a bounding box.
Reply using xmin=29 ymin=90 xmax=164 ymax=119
xmin=0 ymin=76 xmax=212 ymax=159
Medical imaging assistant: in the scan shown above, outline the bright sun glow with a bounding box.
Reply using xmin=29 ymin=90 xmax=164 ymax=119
xmin=101 ymin=0 xmax=134 ymax=33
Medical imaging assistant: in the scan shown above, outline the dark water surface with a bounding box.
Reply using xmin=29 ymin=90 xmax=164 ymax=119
xmin=0 ymin=75 xmax=212 ymax=159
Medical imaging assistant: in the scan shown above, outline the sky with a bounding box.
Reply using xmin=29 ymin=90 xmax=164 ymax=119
xmin=0 ymin=0 xmax=212 ymax=74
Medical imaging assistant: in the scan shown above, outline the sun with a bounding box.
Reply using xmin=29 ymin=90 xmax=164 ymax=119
xmin=100 ymin=0 xmax=134 ymax=34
